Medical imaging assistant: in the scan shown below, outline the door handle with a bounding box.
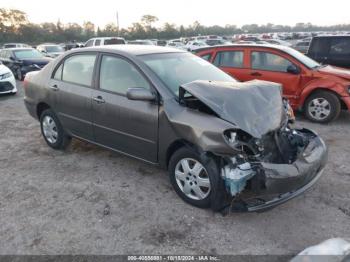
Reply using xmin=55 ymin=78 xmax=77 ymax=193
xmin=93 ymin=96 xmax=105 ymax=104
xmin=50 ymin=84 xmax=59 ymax=91
xmin=250 ymin=72 xmax=262 ymax=77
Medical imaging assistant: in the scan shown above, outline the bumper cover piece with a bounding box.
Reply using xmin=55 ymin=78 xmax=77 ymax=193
xmin=232 ymin=129 xmax=328 ymax=212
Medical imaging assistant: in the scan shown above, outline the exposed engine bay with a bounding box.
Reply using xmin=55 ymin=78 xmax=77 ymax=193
xmin=178 ymin=80 xmax=328 ymax=211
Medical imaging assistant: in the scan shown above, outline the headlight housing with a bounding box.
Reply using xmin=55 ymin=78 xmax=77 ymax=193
xmin=0 ymin=72 xmax=12 ymax=80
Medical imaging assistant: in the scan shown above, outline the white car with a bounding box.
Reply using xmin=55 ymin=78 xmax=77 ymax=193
xmin=0 ymin=63 xmax=17 ymax=95
xmin=166 ymin=41 xmax=187 ymax=50
xmin=185 ymin=41 xmax=209 ymax=52
xmin=84 ymin=37 xmax=126 ymax=47
xmin=264 ymin=39 xmax=292 ymax=47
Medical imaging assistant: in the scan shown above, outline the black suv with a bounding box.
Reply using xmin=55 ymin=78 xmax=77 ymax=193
xmin=307 ymin=35 xmax=350 ymax=68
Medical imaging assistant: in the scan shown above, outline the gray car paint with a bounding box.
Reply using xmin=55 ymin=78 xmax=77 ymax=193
xmin=24 ymin=46 xmax=240 ymax=166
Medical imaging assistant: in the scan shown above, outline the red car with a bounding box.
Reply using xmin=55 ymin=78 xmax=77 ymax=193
xmin=195 ymin=45 xmax=350 ymax=123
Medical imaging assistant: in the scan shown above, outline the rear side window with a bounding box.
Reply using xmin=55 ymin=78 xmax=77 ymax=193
xmin=329 ymin=38 xmax=350 ymax=55
xmin=200 ymin=53 xmax=212 ymax=61
xmin=213 ymin=51 xmax=244 ymax=68
xmin=104 ymin=39 xmax=125 ymax=45
xmin=95 ymin=39 xmax=101 ymax=46
xmin=62 ymin=54 xmax=96 ymax=86
xmin=251 ymin=51 xmax=293 ymax=72
xmin=99 ymin=55 xmax=150 ymax=94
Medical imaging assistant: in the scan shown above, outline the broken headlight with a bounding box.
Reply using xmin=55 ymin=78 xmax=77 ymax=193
xmin=224 ymin=129 xmax=263 ymax=155
xmin=283 ymin=99 xmax=295 ymax=123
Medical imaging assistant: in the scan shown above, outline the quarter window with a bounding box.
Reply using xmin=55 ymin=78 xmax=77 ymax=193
xmin=62 ymin=54 xmax=96 ymax=86
xmin=213 ymin=51 xmax=244 ymax=68
xmin=53 ymin=64 xmax=63 ymax=80
xmin=251 ymin=51 xmax=293 ymax=72
xmin=99 ymin=55 xmax=150 ymax=94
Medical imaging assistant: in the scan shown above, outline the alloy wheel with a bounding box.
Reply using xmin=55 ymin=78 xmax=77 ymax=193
xmin=42 ymin=115 xmax=58 ymax=144
xmin=174 ymin=158 xmax=211 ymax=200
xmin=308 ymin=98 xmax=331 ymax=121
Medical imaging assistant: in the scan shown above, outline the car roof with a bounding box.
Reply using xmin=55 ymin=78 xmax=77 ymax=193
xmin=3 ymin=47 xmax=34 ymax=51
xmin=313 ymin=35 xmax=350 ymax=38
xmin=194 ymin=44 xmax=292 ymax=53
xmin=79 ymin=45 xmax=185 ymax=56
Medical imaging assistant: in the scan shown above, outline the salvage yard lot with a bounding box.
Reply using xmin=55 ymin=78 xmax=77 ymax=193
xmin=0 ymin=81 xmax=349 ymax=255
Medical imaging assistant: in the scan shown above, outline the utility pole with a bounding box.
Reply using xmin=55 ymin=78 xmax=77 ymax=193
xmin=116 ymin=11 xmax=119 ymax=36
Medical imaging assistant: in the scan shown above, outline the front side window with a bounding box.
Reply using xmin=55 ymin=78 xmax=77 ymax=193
xmin=251 ymin=51 xmax=293 ymax=72
xmin=99 ymin=55 xmax=150 ymax=94
xmin=213 ymin=51 xmax=244 ymax=68
xmin=62 ymin=54 xmax=96 ymax=86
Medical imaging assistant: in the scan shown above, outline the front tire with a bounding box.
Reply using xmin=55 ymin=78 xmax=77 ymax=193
xmin=304 ymin=91 xmax=341 ymax=123
xmin=168 ymin=147 xmax=225 ymax=209
xmin=40 ymin=109 xmax=71 ymax=149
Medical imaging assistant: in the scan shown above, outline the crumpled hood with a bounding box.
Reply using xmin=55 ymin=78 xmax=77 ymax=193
xmin=180 ymin=80 xmax=284 ymax=138
xmin=318 ymin=65 xmax=350 ymax=80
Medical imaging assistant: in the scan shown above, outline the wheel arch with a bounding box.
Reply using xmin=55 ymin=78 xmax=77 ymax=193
xmin=300 ymin=87 xmax=343 ymax=111
xmin=36 ymin=102 xmax=51 ymax=119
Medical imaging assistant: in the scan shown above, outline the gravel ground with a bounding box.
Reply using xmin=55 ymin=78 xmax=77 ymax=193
xmin=0 ymin=81 xmax=349 ymax=255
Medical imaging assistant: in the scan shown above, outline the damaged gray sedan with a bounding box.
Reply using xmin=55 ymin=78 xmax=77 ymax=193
xmin=23 ymin=45 xmax=328 ymax=212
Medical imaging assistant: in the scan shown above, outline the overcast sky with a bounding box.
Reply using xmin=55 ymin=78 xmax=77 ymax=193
xmin=2 ymin=0 xmax=350 ymax=28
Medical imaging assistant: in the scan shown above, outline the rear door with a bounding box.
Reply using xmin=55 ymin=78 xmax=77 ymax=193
xmin=212 ymin=48 xmax=251 ymax=81
xmin=49 ymin=53 xmax=97 ymax=140
xmin=245 ymin=49 xmax=302 ymax=105
xmin=91 ymin=53 xmax=159 ymax=163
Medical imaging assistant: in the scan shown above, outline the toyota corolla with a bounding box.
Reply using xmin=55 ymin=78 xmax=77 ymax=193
xmin=23 ymin=45 xmax=327 ymax=212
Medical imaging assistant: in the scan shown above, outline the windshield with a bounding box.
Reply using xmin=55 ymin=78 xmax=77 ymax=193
xmin=284 ymin=47 xmax=320 ymax=68
xmin=14 ymin=49 xmax=44 ymax=59
xmin=46 ymin=45 xmax=64 ymax=53
xmin=139 ymin=52 xmax=236 ymax=96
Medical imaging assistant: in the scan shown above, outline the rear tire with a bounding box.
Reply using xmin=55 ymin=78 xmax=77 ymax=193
xmin=168 ymin=147 xmax=225 ymax=209
xmin=40 ymin=109 xmax=71 ymax=149
xmin=304 ymin=91 xmax=341 ymax=123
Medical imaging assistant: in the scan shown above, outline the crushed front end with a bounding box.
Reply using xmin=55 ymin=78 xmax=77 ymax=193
xmin=221 ymin=125 xmax=327 ymax=212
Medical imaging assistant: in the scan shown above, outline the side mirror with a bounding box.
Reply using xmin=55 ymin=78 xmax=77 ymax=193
xmin=9 ymin=56 xmax=15 ymax=61
xmin=286 ymin=64 xmax=301 ymax=74
xmin=126 ymin=88 xmax=156 ymax=101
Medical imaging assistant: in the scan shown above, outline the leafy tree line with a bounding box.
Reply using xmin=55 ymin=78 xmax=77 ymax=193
xmin=1 ymin=8 xmax=350 ymax=45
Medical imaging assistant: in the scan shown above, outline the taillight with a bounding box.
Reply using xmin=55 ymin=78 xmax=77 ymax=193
xmin=23 ymin=77 xmax=29 ymax=89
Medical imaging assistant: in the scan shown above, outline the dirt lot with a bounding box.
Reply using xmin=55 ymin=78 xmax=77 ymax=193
xmin=0 ymin=81 xmax=349 ymax=255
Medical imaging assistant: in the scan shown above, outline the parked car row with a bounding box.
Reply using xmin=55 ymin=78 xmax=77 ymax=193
xmin=195 ymin=44 xmax=350 ymax=123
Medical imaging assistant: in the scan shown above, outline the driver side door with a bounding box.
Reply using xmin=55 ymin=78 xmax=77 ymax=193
xmin=92 ymin=54 xmax=159 ymax=163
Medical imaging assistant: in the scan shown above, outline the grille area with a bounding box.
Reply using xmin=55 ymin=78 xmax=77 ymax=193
xmin=0 ymin=81 xmax=14 ymax=92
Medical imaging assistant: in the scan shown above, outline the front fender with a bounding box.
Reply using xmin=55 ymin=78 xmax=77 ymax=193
xmin=299 ymin=80 xmax=347 ymax=110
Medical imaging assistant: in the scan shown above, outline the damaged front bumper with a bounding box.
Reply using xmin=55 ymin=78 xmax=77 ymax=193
xmin=226 ymin=129 xmax=328 ymax=212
